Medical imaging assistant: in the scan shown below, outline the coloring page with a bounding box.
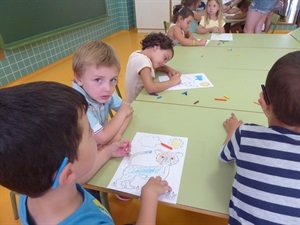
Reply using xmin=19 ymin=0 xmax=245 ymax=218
xmin=107 ymin=132 xmax=188 ymax=204
xmin=211 ymin=33 xmax=233 ymax=41
xmin=158 ymin=73 xmax=214 ymax=90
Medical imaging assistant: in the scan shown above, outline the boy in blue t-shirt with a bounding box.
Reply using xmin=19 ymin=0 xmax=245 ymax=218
xmin=0 ymin=81 xmax=171 ymax=224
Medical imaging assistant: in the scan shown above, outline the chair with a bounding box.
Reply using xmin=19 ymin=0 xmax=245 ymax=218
xmin=266 ymin=13 xmax=280 ymax=34
xmin=109 ymin=84 xmax=122 ymax=118
xmin=10 ymin=191 xmax=19 ymax=220
xmin=163 ymin=21 xmax=171 ymax=34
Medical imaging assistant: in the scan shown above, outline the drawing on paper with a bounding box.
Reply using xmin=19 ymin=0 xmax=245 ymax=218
xmin=107 ymin=132 xmax=188 ymax=204
xmin=158 ymin=73 xmax=214 ymax=90
xmin=115 ymin=149 xmax=183 ymax=189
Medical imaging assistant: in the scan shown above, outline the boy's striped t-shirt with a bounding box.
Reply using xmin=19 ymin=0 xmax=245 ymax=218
xmin=219 ymin=124 xmax=300 ymax=225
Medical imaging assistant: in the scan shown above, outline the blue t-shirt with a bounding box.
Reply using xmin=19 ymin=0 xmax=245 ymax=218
xmin=19 ymin=184 xmax=114 ymax=225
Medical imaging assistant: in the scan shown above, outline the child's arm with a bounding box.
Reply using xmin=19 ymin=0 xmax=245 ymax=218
xmin=140 ymin=67 xmax=181 ymax=94
xmin=110 ymin=113 xmax=133 ymax=143
xmin=173 ymin=25 xmax=207 ymax=46
xmin=222 ymin=113 xmax=243 ymax=144
xmin=197 ymin=24 xmax=218 ymax=34
xmin=94 ymin=102 xmax=133 ymax=145
xmin=78 ymin=141 xmax=131 ymax=184
xmin=136 ymin=176 xmax=171 ymax=225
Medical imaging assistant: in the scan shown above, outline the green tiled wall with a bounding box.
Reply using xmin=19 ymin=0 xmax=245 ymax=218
xmin=0 ymin=0 xmax=136 ymax=87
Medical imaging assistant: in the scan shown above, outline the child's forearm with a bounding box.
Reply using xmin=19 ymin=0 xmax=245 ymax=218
xmin=94 ymin=112 xmax=127 ymax=145
xmin=144 ymin=80 xmax=177 ymax=94
xmin=136 ymin=195 xmax=158 ymax=225
xmin=115 ymin=115 xmax=132 ymax=140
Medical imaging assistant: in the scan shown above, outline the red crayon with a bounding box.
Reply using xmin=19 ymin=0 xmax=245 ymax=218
xmin=161 ymin=142 xmax=173 ymax=150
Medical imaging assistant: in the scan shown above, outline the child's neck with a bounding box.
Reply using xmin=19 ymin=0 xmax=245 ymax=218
xmin=209 ymin=14 xmax=218 ymax=20
xmin=27 ymin=184 xmax=82 ymax=224
xmin=269 ymin=116 xmax=300 ymax=134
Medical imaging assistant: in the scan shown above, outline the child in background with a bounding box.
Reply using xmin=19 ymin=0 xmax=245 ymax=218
xmin=0 ymin=81 xmax=172 ymax=224
xmin=167 ymin=5 xmax=207 ymax=46
xmin=224 ymin=0 xmax=251 ymax=33
xmin=219 ymin=51 xmax=300 ymax=224
xmin=197 ymin=0 xmax=225 ymax=34
xmin=125 ymin=32 xmax=181 ymax=103
xmin=181 ymin=0 xmax=205 ymax=33
xmin=72 ymin=40 xmax=133 ymax=147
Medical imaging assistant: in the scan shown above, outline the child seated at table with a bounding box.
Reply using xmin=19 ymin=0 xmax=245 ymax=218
xmin=125 ymin=32 xmax=181 ymax=103
xmin=72 ymin=40 xmax=133 ymax=147
xmin=181 ymin=0 xmax=205 ymax=33
xmin=0 ymin=81 xmax=172 ymax=225
xmin=197 ymin=0 xmax=226 ymax=34
xmin=218 ymin=51 xmax=300 ymax=224
xmin=167 ymin=5 xmax=207 ymax=46
xmin=224 ymin=0 xmax=251 ymax=33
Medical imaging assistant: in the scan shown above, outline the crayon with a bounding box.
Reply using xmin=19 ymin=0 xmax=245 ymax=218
xmin=161 ymin=142 xmax=173 ymax=150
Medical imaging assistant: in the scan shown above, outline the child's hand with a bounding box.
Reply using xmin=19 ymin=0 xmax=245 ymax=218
xmin=119 ymin=101 xmax=134 ymax=117
xmin=168 ymin=70 xmax=181 ymax=77
xmin=210 ymin=26 xmax=220 ymax=33
xmin=170 ymin=73 xmax=181 ymax=85
xmin=223 ymin=113 xmax=243 ymax=135
xmin=197 ymin=39 xmax=207 ymax=46
xmin=141 ymin=176 xmax=172 ymax=198
xmin=110 ymin=140 xmax=131 ymax=158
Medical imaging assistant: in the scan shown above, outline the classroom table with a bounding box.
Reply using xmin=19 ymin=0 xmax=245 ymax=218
xmin=87 ymin=101 xmax=267 ymax=217
xmin=200 ymin=33 xmax=300 ymax=49
xmin=289 ymin=27 xmax=300 ymax=42
xmin=168 ymin=46 xmax=298 ymax=71
xmin=136 ymin=68 xmax=266 ymax=113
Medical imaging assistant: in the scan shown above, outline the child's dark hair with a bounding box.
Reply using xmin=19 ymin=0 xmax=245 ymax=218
xmin=0 ymin=81 xmax=88 ymax=197
xmin=181 ymin=0 xmax=199 ymax=7
xmin=265 ymin=51 xmax=300 ymax=126
xmin=140 ymin=32 xmax=174 ymax=56
xmin=173 ymin=5 xmax=194 ymax=23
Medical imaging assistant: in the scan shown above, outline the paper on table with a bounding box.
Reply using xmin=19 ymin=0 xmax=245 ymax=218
xmin=197 ymin=39 xmax=211 ymax=46
xmin=211 ymin=33 xmax=233 ymax=41
xmin=107 ymin=132 xmax=188 ymax=204
xmin=159 ymin=73 xmax=214 ymax=91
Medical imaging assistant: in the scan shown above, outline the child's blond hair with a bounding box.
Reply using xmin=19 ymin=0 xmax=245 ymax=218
xmin=72 ymin=40 xmax=120 ymax=78
xmin=203 ymin=0 xmax=223 ymax=27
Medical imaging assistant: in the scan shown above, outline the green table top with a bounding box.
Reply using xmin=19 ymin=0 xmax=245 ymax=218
xmin=88 ymin=101 xmax=267 ymax=216
xmin=168 ymin=46 xmax=298 ymax=71
xmin=136 ymin=68 xmax=266 ymax=113
xmin=195 ymin=33 xmax=300 ymax=49
xmin=289 ymin=28 xmax=300 ymax=42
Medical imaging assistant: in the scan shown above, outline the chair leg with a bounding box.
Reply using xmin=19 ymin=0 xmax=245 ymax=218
xmin=115 ymin=84 xmax=122 ymax=98
xmin=10 ymin=191 xmax=19 ymax=220
xmin=100 ymin=192 xmax=110 ymax=213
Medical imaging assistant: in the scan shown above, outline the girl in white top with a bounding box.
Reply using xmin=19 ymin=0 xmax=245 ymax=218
xmin=167 ymin=5 xmax=207 ymax=46
xmin=197 ymin=0 xmax=225 ymax=34
xmin=125 ymin=33 xmax=181 ymax=103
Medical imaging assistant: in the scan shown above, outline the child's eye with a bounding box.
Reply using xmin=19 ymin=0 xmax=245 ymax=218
xmin=95 ymin=78 xmax=103 ymax=83
xmin=110 ymin=78 xmax=118 ymax=84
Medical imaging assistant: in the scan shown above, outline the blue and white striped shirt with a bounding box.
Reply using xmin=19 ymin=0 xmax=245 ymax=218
xmin=219 ymin=124 xmax=300 ymax=225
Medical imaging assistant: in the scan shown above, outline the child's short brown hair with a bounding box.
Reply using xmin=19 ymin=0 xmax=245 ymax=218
xmin=265 ymin=51 xmax=300 ymax=126
xmin=72 ymin=40 xmax=120 ymax=78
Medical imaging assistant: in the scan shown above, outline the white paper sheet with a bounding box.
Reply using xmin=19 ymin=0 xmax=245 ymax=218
xmin=107 ymin=132 xmax=188 ymax=204
xmin=158 ymin=73 xmax=214 ymax=90
xmin=211 ymin=33 xmax=233 ymax=41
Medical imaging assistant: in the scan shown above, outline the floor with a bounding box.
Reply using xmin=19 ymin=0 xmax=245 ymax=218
xmin=0 ymin=28 xmax=291 ymax=225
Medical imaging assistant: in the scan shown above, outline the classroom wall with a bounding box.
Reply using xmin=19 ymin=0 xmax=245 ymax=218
xmin=0 ymin=0 xmax=135 ymax=87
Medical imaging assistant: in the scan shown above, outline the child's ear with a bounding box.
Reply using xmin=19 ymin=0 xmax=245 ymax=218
xmin=58 ymin=163 xmax=76 ymax=187
xmin=259 ymin=92 xmax=271 ymax=116
xmin=74 ymin=74 xmax=83 ymax=86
